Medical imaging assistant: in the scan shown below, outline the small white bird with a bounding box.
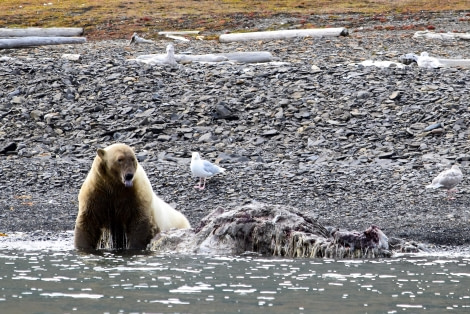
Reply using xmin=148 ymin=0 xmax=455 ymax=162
xmin=190 ymin=152 xmax=225 ymax=190
xmin=426 ymin=165 xmax=463 ymax=199
xmin=128 ymin=32 xmax=154 ymax=45
xmin=164 ymin=43 xmax=177 ymax=66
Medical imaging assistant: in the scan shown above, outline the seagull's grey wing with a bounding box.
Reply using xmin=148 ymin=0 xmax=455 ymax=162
xmin=434 ymin=169 xmax=462 ymax=189
xmin=202 ymin=160 xmax=223 ymax=175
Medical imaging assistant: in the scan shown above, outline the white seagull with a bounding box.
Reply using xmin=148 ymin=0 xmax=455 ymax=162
xmin=190 ymin=152 xmax=225 ymax=190
xmin=426 ymin=165 xmax=463 ymax=199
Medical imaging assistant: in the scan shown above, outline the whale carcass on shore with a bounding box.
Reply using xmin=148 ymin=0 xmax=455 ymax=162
xmin=150 ymin=202 xmax=422 ymax=258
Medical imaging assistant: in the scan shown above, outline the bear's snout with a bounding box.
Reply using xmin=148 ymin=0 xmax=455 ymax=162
xmin=124 ymin=173 xmax=134 ymax=188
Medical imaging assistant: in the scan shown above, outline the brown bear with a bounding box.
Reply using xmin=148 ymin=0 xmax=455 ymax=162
xmin=74 ymin=143 xmax=191 ymax=250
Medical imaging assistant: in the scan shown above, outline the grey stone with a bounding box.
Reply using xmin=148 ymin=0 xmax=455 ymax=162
xmin=10 ymin=96 xmax=24 ymax=104
xmin=198 ymin=132 xmax=212 ymax=142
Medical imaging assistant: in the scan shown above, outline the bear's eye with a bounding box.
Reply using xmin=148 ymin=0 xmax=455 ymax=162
xmin=117 ymin=158 xmax=124 ymax=163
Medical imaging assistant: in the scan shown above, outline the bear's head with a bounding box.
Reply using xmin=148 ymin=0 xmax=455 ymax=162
xmin=97 ymin=143 xmax=138 ymax=188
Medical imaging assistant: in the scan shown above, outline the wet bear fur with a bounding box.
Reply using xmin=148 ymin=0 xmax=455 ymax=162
xmin=74 ymin=143 xmax=190 ymax=250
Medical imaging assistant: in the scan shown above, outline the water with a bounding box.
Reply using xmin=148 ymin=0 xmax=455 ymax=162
xmin=1 ymin=238 xmax=469 ymax=313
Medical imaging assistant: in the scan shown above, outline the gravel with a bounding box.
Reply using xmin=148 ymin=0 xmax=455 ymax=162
xmin=1 ymin=12 xmax=470 ymax=249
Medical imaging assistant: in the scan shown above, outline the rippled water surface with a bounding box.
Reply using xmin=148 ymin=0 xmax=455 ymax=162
xmin=1 ymin=240 xmax=469 ymax=313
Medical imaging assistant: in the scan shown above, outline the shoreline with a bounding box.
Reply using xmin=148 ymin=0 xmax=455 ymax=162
xmin=1 ymin=230 xmax=470 ymax=258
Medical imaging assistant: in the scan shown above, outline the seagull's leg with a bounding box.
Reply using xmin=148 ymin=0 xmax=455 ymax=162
xmin=194 ymin=178 xmax=203 ymax=189
xmin=451 ymin=188 xmax=457 ymax=199
xmin=200 ymin=178 xmax=207 ymax=190
xmin=446 ymin=189 xmax=456 ymax=200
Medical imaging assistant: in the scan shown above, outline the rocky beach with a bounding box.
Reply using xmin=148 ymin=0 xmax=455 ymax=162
xmin=1 ymin=12 xmax=469 ymax=252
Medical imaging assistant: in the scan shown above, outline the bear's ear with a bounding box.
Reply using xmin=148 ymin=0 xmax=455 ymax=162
xmin=97 ymin=149 xmax=106 ymax=159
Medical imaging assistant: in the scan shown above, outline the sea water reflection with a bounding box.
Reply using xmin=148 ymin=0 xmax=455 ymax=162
xmin=0 ymin=243 xmax=469 ymax=313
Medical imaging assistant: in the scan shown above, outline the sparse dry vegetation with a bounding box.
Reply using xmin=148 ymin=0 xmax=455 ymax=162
xmin=0 ymin=1 xmax=468 ymax=39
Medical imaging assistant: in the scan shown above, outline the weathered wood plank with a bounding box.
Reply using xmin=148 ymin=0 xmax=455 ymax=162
xmin=0 ymin=37 xmax=86 ymax=49
xmin=0 ymin=27 xmax=84 ymax=38
xmin=219 ymin=27 xmax=348 ymax=42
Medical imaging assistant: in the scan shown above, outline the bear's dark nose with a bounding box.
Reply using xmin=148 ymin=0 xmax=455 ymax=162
xmin=125 ymin=173 xmax=134 ymax=181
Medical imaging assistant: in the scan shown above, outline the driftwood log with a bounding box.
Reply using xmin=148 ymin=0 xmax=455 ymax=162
xmin=219 ymin=27 xmax=348 ymax=43
xmin=413 ymin=30 xmax=470 ymax=40
xmin=434 ymin=58 xmax=470 ymax=68
xmin=133 ymin=50 xmax=273 ymax=65
xmin=0 ymin=36 xmax=86 ymax=49
xmin=399 ymin=52 xmax=470 ymax=69
xmin=150 ymin=202 xmax=421 ymax=258
xmin=0 ymin=27 xmax=83 ymax=37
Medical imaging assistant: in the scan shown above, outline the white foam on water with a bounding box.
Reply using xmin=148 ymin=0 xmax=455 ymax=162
xmin=0 ymin=231 xmax=74 ymax=252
